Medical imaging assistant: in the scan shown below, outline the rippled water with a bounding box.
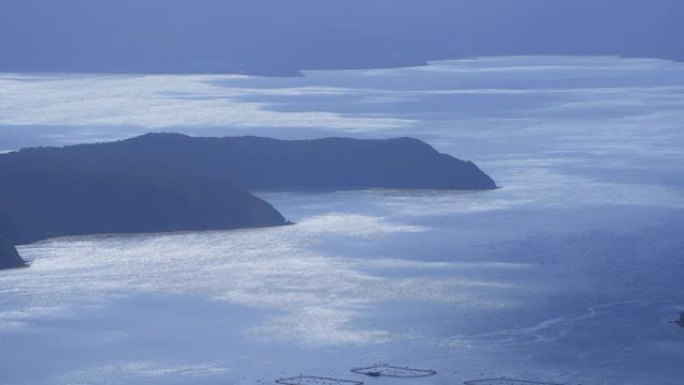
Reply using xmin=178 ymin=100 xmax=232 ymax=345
xmin=1 ymin=57 xmax=683 ymax=385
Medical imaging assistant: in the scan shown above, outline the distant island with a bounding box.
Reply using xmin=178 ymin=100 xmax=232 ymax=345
xmin=0 ymin=133 xmax=496 ymax=269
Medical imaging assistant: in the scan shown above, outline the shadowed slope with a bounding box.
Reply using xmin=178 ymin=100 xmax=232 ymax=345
xmin=0 ymin=133 xmax=493 ymax=249
xmin=0 ymin=133 xmax=496 ymax=191
xmin=0 ymin=170 xmax=286 ymax=245
xmin=0 ymin=237 xmax=26 ymax=270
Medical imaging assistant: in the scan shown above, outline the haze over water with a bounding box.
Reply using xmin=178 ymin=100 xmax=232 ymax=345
xmin=1 ymin=56 xmax=683 ymax=385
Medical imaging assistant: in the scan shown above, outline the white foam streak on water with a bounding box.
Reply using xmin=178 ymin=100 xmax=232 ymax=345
xmin=0 ymin=75 xmax=411 ymax=130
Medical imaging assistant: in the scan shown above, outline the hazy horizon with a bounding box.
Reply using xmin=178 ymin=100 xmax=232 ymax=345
xmin=1 ymin=0 xmax=683 ymax=75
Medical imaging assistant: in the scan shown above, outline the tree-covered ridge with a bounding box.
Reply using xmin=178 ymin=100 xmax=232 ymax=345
xmin=0 ymin=133 xmax=495 ymax=269
xmin=1 ymin=133 xmax=496 ymax=191
xmin=0 ymin=169 xmax=286 ymax=246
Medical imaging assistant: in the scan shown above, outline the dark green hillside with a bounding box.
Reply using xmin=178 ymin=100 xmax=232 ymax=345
xmin=1 ymin=133 xmax=496 ymax=191
xmin=0 ymin=170 xmax=286 ymax=245
xmin=0 ymin=133 xmax=494 ymax=261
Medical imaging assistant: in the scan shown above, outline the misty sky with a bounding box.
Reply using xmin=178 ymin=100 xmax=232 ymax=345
xmin=1 ymin=0 xmax=682 ymax=74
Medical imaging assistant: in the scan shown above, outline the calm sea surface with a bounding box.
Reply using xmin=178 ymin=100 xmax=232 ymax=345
xmin=1 ymin=56 xmax=683 ymax=385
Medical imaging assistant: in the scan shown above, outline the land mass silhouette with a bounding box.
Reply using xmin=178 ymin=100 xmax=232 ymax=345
xmin=0 ymin=134 xmax=495 ymax=268
xmin=0 ymin=237 xmax=26 ymax=270
xmin=2 ymin=133 xmax=495 ymax=190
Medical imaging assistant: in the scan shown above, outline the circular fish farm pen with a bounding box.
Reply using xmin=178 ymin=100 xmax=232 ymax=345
xmin=276 ymin=376 xmax=364 ymax=385
xmin=464 ymin=378 xmax=564 ymax=385
xmin=351 ymin=365 xmax=437 ymax=378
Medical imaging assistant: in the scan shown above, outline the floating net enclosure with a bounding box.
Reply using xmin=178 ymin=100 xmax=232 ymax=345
xmin=351 ymin=365 xmax=437 ymax=378
xmin=464 ymin=378 xmax=564 ymax=385
xmin=276 ymin=376 xmax=364 ymax=385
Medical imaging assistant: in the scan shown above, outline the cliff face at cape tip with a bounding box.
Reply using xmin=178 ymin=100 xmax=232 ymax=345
xmin=0 ymin=237 xmax=26 ymax=270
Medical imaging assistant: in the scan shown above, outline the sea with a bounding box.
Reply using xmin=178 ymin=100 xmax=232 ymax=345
xmin=1 ymin=56 xmax=683 ymax=385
